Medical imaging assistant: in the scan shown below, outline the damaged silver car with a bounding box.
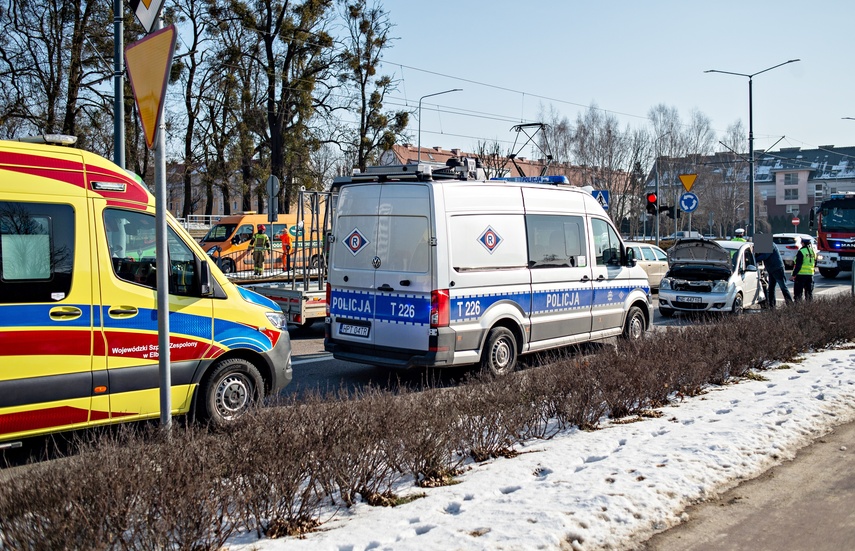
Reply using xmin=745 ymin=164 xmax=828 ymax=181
xmin=658 ymin=239 xmax=766 ymax=317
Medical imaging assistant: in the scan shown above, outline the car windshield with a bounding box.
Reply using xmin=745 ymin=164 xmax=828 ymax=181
xmin=773 ymin=236 xmax=796 ymax=245
xmin=201 ymin=223 xmax=237 ymax=242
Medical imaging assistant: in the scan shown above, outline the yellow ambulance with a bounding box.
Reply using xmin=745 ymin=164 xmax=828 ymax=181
xmin=0 ymin=138 xmax=292 ymax=449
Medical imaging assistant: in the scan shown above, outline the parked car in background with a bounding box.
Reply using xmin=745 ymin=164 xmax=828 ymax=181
xmin=773 ymin=233 xmax=816 ymax=269
xmin=626 ymin=241 xmax=669 ymax=289
xmin=658 ymin=239 xmax=765 ymax=317
xmin=662 ymin=230 xmax=703 ymax=240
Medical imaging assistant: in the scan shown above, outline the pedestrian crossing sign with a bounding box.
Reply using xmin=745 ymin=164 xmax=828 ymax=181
xmin=592 ymin=190 xmax=610 ymax=210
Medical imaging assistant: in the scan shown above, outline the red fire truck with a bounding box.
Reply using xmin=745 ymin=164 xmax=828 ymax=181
xmin=813 ymin=192 xmax=855 ymax=279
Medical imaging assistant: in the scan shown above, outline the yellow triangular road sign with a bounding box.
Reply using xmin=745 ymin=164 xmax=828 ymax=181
xmin=679 ymin=173 xmax=697 ymax=192
xmin=124 ymin=25 xmax=176 ymax=149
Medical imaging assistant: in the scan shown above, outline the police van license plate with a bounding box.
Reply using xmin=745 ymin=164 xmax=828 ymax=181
xmin=340 ymin=323 xmax=370 ymax=337
xmin=677 ymin=296 xmax=702 ymax=303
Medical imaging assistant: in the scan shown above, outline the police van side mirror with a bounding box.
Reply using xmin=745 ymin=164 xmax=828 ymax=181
xmin=624 ymin=247 xmax=637 ymax=267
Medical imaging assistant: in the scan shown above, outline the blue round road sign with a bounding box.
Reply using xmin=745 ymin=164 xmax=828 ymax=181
xmin=680 ymin=192 xmax=699 ymax=213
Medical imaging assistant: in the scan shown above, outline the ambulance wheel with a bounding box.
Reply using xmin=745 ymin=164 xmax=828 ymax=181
xmin=198 ymin=358 xmax=264 ymax=426
xmin=622 ymin=306 xmax=646 ymax=340
xmin=480 ymin=327 xmax=517 ymax=376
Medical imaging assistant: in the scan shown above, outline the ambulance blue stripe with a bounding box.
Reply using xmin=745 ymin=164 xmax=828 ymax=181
xmin=101 ymin=307 xmax=212 ymax=340
xmin=236 ymin=286 xmax=279 ymax=311
xmin=0 ymin=304 xmax=92 ymax=327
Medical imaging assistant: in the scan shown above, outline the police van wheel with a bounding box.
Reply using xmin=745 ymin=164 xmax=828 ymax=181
xmin=622 ymin=306 xmax=646 ymax=340
xmin=199 ymin=358 xmax=264 ymax=426
xmin=480 ymin=327 xmax=517 ymax=376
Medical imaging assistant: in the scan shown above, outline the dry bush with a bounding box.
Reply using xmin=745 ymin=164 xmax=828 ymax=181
xmin=452 ymin=374 xmax=533 ymax=461
xmin=314 ymin=385 xmax=409 ymax=506
xmin=391 ymin=388 xmax=468 ymax=487
xmin=222 ymin=404 xmax=326 ymax=539
xmin=537 ymin=354 xmax=608 ymax=430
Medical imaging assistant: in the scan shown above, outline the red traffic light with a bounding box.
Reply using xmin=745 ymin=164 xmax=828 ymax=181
xmin=646 ymin=192 xmax=658 ymax=204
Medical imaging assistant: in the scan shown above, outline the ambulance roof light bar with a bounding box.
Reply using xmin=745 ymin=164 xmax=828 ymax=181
xmin=17 ymin=134 xmax=78 ymax=145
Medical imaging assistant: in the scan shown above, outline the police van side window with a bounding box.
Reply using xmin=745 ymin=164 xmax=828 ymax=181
xmin=0 ymin=201 xmax=74 ymax=303
xmin=526 ymin=214 xmax=587 ymax=268
xmin=104 ymin=209 xmax=198 ymax=296
xmin=591 ymin=218 xmax=622 ymax=266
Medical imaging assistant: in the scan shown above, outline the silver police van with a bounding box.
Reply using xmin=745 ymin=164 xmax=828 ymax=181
xmin=324 ymin=160 xmax=653 ymax=375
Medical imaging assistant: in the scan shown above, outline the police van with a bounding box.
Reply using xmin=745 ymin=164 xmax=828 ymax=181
xmin=324 ymin=160 xmax=653 ymax=375
xmin=0 ymin=137 xmax=292 ymax=448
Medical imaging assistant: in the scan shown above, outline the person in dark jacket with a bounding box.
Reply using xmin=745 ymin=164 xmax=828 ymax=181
xmin=755 ymin=242 xmax=793 ymax=308
xmin=791 ymin=236 xmax=816 ymax=302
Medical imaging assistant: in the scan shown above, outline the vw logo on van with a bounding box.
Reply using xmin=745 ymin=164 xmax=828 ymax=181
xmin=372 ymin=256 xmax=381 ymax=269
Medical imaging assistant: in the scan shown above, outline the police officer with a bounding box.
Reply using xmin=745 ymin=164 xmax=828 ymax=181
xmin=250 ymin=224 xmax=271 ymax=276
xmin=732 ymin=228 xmax=747 ymax=242
xmin=791 ymin=235 xmax=816 ymax=302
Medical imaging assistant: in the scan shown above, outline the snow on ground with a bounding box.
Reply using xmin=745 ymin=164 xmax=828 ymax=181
xmin=228 ymin=345 xmax=855 ymax=551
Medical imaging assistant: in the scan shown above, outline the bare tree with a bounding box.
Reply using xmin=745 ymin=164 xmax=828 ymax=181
xmin=340 ymin=0 xmax=408 ymax=172
xmin=0 ymin=0 xmax=113 ymax=145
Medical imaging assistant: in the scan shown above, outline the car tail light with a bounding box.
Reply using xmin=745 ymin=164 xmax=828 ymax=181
xmin=325 ymin=282 xmax=331 ymax=316
xmin=786 ymin=245 xmax=798 ymax=250
xmin=430 ymin=289 xmax=449 ymax=328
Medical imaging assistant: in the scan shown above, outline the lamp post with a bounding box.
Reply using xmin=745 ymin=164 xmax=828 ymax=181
xmin=417 ymin=88 xmax=462 ymax=162
xmin=705 ymin=59 xmax=800 ymax=238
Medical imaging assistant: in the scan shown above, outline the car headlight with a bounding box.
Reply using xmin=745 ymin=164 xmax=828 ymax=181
xmin=712 ymin=280 xmax=728 ymax=293
xmin=659 ymin=277 xmax=672 ymax=290
xmin=265 ymin=311 xmax=288 ymax=330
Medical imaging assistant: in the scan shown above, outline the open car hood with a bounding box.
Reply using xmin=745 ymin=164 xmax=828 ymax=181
xmin=667 ymin=239 xmax=731 ymax=268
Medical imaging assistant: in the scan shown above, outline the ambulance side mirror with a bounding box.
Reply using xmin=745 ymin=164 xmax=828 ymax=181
xmin=200 ymin=257 xmax=213 ymax=297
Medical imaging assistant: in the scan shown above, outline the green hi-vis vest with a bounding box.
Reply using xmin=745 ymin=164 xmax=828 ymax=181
xmin=797 ymin=246 xmax=815 ymax=275
xmin=251 ymin=233 xmax=270 ymax=250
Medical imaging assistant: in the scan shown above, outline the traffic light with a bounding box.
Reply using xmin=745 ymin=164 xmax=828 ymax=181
xmin=665 ymin=206 xmax=675 ymax=219
xmin=645 ymin=192 xmax=658 ymax=215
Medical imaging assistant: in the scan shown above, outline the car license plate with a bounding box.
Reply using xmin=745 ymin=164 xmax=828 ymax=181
xmin=677 ymin=296 xmax=703 ymax=303
xmin=841 ymin=256 xmax=855 ymax=261
xmin=340 ymin=323 xmax=370 ymax=337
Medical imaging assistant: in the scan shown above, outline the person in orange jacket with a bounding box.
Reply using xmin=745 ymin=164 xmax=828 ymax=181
xmin=280 ymin=225 xmax=292 ymax=271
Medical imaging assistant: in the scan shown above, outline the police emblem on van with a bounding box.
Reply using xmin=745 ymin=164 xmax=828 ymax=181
xmin=478 ymin=226 xmax=503 ymax=254
xmin=344 ymin=228 xmax=369 ymax=255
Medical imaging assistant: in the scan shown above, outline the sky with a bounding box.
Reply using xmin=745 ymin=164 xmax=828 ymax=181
xmin=370 ymin=0 xmax=855 ymax=158
xmin=225 ymin=338 xmax=855 ymax=550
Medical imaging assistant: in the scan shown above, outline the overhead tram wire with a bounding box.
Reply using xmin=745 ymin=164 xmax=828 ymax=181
xmin=384 ymin=61 xmax=650 ymax=122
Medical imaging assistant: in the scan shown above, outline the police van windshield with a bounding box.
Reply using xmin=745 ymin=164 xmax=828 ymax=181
xmin=201 ymin=224 xmax=237 ymax=242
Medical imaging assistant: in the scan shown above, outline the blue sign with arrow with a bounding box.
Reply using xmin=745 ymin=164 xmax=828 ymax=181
xmin=680 ymin=192 xmax=699 ymax=213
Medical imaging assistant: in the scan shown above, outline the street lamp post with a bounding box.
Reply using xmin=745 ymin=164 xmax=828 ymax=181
xmin=705 ymin=59 xmax=800 ymax=238
xmin=417 ymin=89 xmax=462 ymax=162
